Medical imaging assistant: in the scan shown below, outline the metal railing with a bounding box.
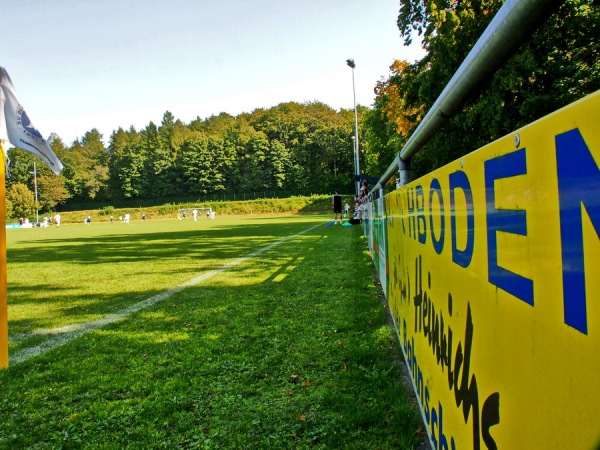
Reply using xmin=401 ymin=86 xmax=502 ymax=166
xmin=372 ymin=0 xmax=564 ymax=197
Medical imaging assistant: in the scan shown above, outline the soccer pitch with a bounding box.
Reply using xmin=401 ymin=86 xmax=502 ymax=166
xmin=5 ymin=215 xmax=326 ymax=358
xmin=0 ymin=214 xmax=422 ymax=448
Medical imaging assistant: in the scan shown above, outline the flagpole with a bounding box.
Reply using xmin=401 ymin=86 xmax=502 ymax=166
xmin=0 ymin=68 xmax=7 ymax=367
xmin=0 ymin=66 xmax=64 ymax=368
xmin=0 ymin=139 xmax=8 ymax=368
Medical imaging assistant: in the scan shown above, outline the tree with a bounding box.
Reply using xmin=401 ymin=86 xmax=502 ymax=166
xmin=384 ymin=0 xmax=600 ymax=178
xmin=247 ymin=132 xmax=277 ymax=191
xmin=109 ymin=127 xmax=145 ymax=199
xmin=266 ymin=140 xmax=291 ymax=190
xmin=250 ymin=101 xmax=356 ymax=192
xmin=224 ymin=120 xmax=262 ymax=192
xmin=60 ymin=130 xmax=110 ymax=201
xmin=140 ymin=111 xmax=183 ymax=198
xmin=37 ymin=174 xmax=70 ymax=211
xmin=364 ymin=60 xmax=423 ymax=177
xmin=4 ymin=197 xmax=14 ymax=222
xmin=5 ymin=150 xmax=69 ymax=212
xmin=190 ymin=112 xmax=236 ymax=137
xmin=179 ymin=134 xmax=227 ymax=195
xmin=137 ymin=122 xmax=160 ymax=196
xmin=5 ymin=149 xmax=35 ymax=189
xmin=58 ymin=140 xmax=86 ymax=200
xmin=84 ymin=165 xmax=109 ymax=200
xmin=81 ymin=128 xmax=109 ymax=166
xmin=107 ymin=127 xmax=130 ymax=199
xmin=6 ymin=183 xmax=35 ymax=220
xmin=48 ymin=133 xmax=68 ymax=163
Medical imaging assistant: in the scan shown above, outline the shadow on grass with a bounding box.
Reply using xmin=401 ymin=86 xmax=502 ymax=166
xmin=7 ymin=222 xmax=314 ymax=265
xmin=6 ymin=218 xmax=326 ymax=334
xmin=0 ymin=222 xmax=423 ymax=449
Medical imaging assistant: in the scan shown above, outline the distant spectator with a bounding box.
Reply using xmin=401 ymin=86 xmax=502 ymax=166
xmin=332 ymin=190 xmax=343 ymax=225
xmin=359 ymin=181 xmax=368 ymax=200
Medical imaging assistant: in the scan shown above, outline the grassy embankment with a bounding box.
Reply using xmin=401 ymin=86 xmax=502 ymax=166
xmin=42 ymin=194 xmax=355 ymax=225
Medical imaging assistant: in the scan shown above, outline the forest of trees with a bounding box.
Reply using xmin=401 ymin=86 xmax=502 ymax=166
xmin=6 ymin=0 xmax=597 ymax=219
xmin=5 ymin=102 xmax=366 ymax=218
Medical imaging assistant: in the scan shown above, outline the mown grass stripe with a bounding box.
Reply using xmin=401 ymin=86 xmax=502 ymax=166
xmin=9 ymin=222 xmax=323 ymax=365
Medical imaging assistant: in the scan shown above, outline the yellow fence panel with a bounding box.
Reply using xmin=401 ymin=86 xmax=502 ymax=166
xmin=383 ymin=91 xmax=599 ymax=449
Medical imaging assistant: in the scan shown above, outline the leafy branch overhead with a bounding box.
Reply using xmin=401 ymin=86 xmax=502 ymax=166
xmin=365 ymin=0 xmax=599 ymax=179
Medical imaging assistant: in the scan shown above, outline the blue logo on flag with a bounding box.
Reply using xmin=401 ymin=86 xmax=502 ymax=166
xmin=21 ymin=110 xmax=43 ymax=139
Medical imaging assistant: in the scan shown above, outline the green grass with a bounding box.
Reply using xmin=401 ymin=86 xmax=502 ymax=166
xmin=0 ymin=215 xmax=423 ymax=449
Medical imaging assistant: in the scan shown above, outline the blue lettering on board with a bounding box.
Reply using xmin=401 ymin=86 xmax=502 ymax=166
xmin=408 ymin=187 xmax=417 ymax=239
xmin=556 ymin=128 xmax=599 ymax=335
xmin=484 ymin=149 xmax=534 ymax=305
xmin=417 ymin=185 xmax=427 ymax=244
xmin=449 ymin=171 xmax=474 ymax=268
xmin=429 ymin=178 xmax=445 ymax=255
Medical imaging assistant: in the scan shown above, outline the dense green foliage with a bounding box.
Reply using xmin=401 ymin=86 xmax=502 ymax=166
xmin=363 ymin=0 xmax=599 ymax=180
xmin=6 ymin=102 xmax=359 ymax=218
xmin=5 ymin=183 xmax=35 ymax=219
xmin=1 ymin=216 xmax=423 ymax=448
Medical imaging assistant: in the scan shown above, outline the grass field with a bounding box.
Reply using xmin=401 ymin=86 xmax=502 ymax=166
xmin=0 ymin=215 xmax=423 ymax=449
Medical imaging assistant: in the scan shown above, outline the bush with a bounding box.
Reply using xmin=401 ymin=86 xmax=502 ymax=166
xmin=6 ymin=183 xmax=35 ymax=220
xmin=99 ymin=206 xmax=115 ymax=216
xmin=5 ymin=197 xmax=14 ymax=221
xmin=53 ymin=195 xmax=342 ymax=224
xmin=158 ymin=203 xmax=178 ymax=215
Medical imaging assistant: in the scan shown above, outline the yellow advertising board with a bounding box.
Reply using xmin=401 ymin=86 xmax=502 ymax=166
xmin=384 ymin=92 xmax=599 ymax=449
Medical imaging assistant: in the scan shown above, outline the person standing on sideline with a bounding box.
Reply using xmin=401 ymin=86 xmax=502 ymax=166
xmin=359 ymin=181 xmax=368 ymax=200
xmin=54 ymin=212 xmax=61 ymax=227
xmin=332 ymin=190 xmax=343 ymax=224
xmin=193 ymin=209 xmax=198 ymax=221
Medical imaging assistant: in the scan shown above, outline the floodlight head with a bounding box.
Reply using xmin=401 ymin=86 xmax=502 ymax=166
xmin=346 ymin=59 xmax=355 ymax=69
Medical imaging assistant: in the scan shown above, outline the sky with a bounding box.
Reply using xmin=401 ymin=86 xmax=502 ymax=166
xmin=1 ymin=0 xmax=425 ymax=146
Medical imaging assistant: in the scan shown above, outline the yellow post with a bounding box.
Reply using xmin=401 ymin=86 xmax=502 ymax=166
xmin=0 ymin=140 xmax=7 ymax=368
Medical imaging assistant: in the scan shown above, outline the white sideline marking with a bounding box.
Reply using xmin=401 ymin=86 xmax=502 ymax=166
xmin=10 ymin=222 xmax=323 ymax=365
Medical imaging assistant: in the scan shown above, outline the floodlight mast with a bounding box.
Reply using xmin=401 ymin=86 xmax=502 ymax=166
xmin=29 ymin=162 xmax=39 ymax=224
xmin=347 ymin=58 xmax=360 ymax=197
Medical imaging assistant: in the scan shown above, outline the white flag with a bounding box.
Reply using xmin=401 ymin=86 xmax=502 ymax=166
xmin=0 ymin=67 xmax=63 ymax=174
